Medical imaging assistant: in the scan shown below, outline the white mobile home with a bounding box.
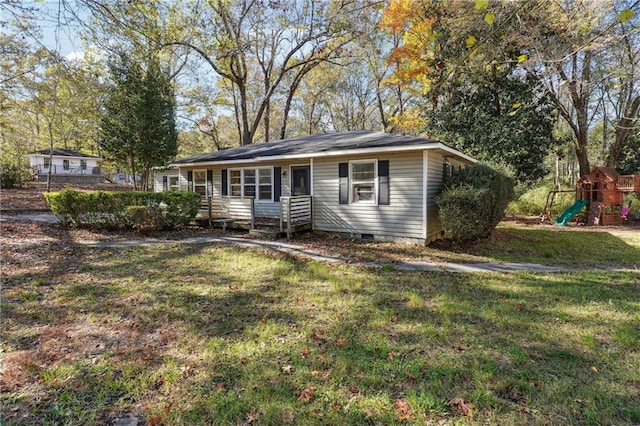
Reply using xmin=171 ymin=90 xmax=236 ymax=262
xmin=170 ymin=131 xmax=476 ymax=243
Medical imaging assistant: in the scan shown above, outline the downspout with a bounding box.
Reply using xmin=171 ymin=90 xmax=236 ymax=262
xmin=422 ymin=151 xmax=428 ymax=243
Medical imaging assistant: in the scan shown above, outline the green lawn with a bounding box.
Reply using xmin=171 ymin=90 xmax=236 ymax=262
xmin=308 ymin=223 xmax=640 ymax=266
xmin=2 ymin=234 xmax=639 ymax=425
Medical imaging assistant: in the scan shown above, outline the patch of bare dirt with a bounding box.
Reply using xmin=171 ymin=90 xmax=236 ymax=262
xmin=1 ymin=182 xmax=131 ymax=211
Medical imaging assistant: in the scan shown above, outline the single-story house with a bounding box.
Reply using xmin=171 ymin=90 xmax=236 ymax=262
xmin=168 ymin=131 xmax=476 ymax=243
xmin=28 ymin=149 xmax=104 ymax=183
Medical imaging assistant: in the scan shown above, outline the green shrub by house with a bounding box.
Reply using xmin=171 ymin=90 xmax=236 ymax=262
xmin=45 ymin=189 xmax=200 ymax=231
xmin=436 ymin=163 xmax=514 ymax=242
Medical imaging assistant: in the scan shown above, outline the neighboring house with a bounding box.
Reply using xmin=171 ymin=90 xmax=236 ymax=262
xmin=169 ymin=131 xmax=476 ymax=243
xmin=28 ymin=149 xmax=104 ymax=183
xmin=112 ymin=171 xmax=142 ymax=185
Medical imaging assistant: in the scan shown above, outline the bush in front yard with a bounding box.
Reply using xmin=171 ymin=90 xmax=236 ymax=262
xmin=45 ymin=189 xmax=200 ymax=231
xmin=436 ymin=163 xmax=514 ymax=242
xmin=0 ymin=160 xmax=30 ymax=188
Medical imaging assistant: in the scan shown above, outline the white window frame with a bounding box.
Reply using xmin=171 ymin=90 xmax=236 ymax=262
xmin=168 ymin=175 xmax=180 ymax=191
xmin=63 ymin=159 xmax=70 ymax=171
xmin=228 ymin=167 xmax=274 ymax=202
xmin=193 ymin=169 xmax=207 ymax=196
xmin=80 ymin=159 xmax=87 ymax=170
xmin=349 ymin=159 xmax=377 ymax=205
xmin=257 ymin=167 xmax=273 ymax=202
xmin=229 ymin=169 xmax=242 ymax=196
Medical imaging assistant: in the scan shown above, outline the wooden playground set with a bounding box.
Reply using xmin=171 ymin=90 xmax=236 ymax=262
xmin=541 ymin=167 xmax=640 ymax=226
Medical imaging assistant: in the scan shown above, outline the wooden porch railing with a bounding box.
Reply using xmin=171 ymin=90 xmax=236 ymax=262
xmin=199 ymin=196 xmax=254 ymax=232
xmin=618 ymin=175 xmax=640 ymax=192
xmin=279 ymin=195 xmax=313 ymax=240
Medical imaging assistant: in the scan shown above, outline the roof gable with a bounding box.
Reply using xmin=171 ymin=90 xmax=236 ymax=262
xmin=579 ymin=166 xmax=619 ymax=182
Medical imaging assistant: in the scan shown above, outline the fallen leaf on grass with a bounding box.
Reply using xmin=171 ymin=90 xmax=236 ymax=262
xmin=298 ymin=387 xmax=316 ymax=402
xmin=148 ymin=415 xmax=163 ymax=425
xmin=214 ymin=382 xmax=226 ymax=393
xmin=335 ymin=337 xmax=346 ymax=346
xmin=450 ymin=396 xmax=473 ymax=417
xmin=394 ymin=398 xmax=413 ymax=420
xmin=591 ymin=366 xmax=598 ymax=373
xmin=246 ymin=410 xmax=259 ymax=423
xmin=301 ymin=347 xmax=310 ymax=359
xmin=281 ymin=364 xmax=293 ymax=374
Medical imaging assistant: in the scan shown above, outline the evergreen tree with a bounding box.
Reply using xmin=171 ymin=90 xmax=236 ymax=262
xmin=99 ymin=55 xmax=177 ymax=190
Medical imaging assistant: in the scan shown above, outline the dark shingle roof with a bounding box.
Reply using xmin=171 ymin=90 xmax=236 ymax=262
xmin=30 ymin=149 xmax=101 ymax=158
xmin=172 ymin=131 xmax=444 ymax=165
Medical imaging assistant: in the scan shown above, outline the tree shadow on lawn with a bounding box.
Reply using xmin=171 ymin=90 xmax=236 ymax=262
xmin=2 ymin=244 xmax=324 ymax=425
xmin=347 ymin=270 xmax=640 ymax=423
xmin=3 ymin=238 xmax=639 ymax=425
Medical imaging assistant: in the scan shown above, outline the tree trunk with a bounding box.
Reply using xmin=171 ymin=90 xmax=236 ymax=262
xmin=575 ymin=132 xmax=590 ymax=178
xmin=129 ymin=151 xmax=137 ymax=191
xmin=606 ymin=95 xmax=640 ymax=168
xmin=47 ymin=121 xmax=54 ymax=192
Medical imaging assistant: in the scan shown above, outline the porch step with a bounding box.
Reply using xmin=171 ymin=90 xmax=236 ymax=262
xmin=249 ymin=228 xmax=283 ymax=239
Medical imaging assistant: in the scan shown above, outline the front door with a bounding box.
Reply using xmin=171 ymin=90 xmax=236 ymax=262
xmin=291 ymin=165 xmax=310 ymax=196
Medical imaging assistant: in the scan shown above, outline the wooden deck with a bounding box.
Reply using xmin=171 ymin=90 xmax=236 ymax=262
xmin=196 ymin=195 xmax=313 ymax=239
xmin=618 ymin=175 xmax=640 ymax=192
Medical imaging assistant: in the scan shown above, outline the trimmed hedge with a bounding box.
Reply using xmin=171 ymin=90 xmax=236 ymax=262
xmin=436 ymin=163 xmax=514 ymax=242
xmin=44 ymin=189 xmax=200 ymax=231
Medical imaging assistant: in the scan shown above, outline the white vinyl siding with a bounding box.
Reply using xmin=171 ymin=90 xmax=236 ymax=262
xmin=313 ymin=152 xmax=424 ymax=240
xmin=153 ymin=172 xmax=180 ymax=192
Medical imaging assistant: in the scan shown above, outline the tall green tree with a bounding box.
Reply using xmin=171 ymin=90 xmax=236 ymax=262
xmin=429 ymin=69 xmax=559 ymax=183
xmin=99 ymin=55 xmax=177 ymax=190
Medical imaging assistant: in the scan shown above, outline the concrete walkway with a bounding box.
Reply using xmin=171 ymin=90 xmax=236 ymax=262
xmin=80 ymin=235 xmax=631 ymax=274
xmin=3 ymin=213 xmax=636 ymax=273
xmin=0 ymin=213 xmax=60 ymax=223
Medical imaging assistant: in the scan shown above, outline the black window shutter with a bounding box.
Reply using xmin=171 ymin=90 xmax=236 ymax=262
xmin=304 ymin=165 xmax=310 ymax=195
xmin=378 ymin=160 xmax=390 ymax=205
xmin=274 ymin=167 xmax=281 ymax=202
xmin=162 ymin=175 xmax=168 ymax=191
xmin=338 ymin=162 xmax=349 ymax=204
xmin=221 ymin=169 xmax=228 ymax=196
xmin=187 ymin=171 xmax=193 ymax=192
xmin=207 ymin=170 xmax=213 ymax=196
